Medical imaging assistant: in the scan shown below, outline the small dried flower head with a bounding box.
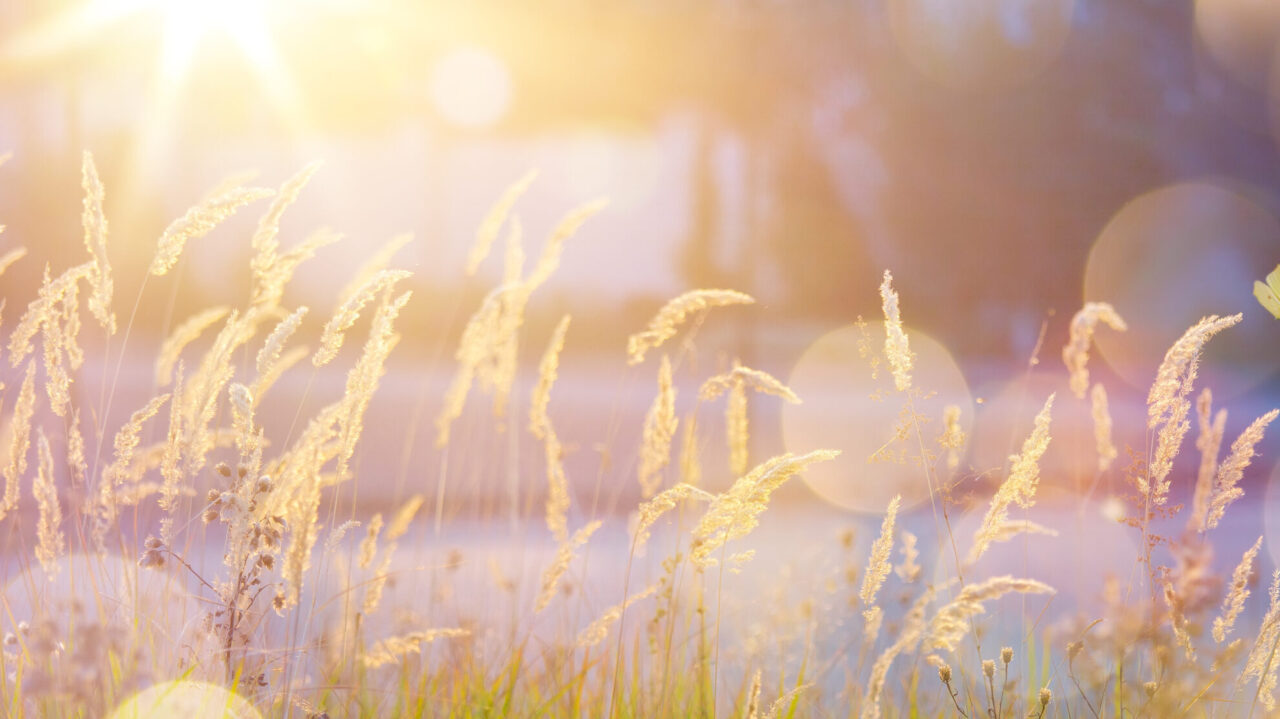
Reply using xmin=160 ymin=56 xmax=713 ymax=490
xmin=216 ymin=462 xmax=232 ymax=478
xmin=1067 ymin=640 xmax=1083 ymax=661
xmin=143 ymin=536 xmax=163 ymax=550
xmin=3 ymin=633 xmax=15 ymax=647
xmin=1040 ymin=688 xmax=1051 ymax=706
xmin=256 ymin=476 xmax=273 ymax=494
xmin=1144 ymin=681 xmax=1157 ymax=698
xmin=1001 ymin=646 xmax=1013 ymax=664
xmin=983 ymin=659 xmax=995 ymax=679
xmin=938 ymin=664 xmax=952 ymax=683
xmin=138 ymin=549 xmax=165 ymax=569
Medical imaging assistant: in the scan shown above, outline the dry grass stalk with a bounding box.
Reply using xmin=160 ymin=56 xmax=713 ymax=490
xmin=80 ymin=151 xmax=115 ymax=334
xmin=967 ymin=393 xmax=1054 ymax=565
xmin=698 ymin=364 xmax=801 ymax=404
xmin=1 ymin=361 xmax=36 ymax=519
xmin=326 ymin=520 xmax=360 ymax=550
xmin=439 ymin=203 xmax=602 ymax=441
xmin=895 ymin=530 xmax=922 ymax=583
xmin=385 ymin=494 xmax=424 ymax=543
xmin=939 ymin=404 xmax=965 ymax=472
xmin=632 ymin=482 xmax=715 ymax=553
xmin=252 ymin=306 xmax=308 ymax=399
xmin=535 ymin=520 xmax=602 ymax=611
xmin=179 ymin=310 xmax=258 ymax=479
xmin=699 ymin=362 xmax=801 ymax=476
xmin=150 ymin=185 xmax=274 ymax=276
xmin=158 ymin=365 xmax=185 ymax=518
xmin=36 ymin=263 xmax=89 ymax=417
xmin=727 ymin=377 xmax=749 ymax=476
xmin=338 ymin=233 xmax=414 ymax=306
xmin=764 ymin=685 xmax=813 ymax=719
xmin=691 ymin=450 xmax=840 ymax=567
xmin=1146 ymin=314 xmax=1241 ymax=503
xmin=862 ymin=584 xmax=938 ymax=719
xmin=248 ymin=163 xmax=320 ymax=294
xmin=66 ymin=408 xmax=86 ymax=489
xmin=1189 ymin=388 xmax=1227 ymax=533
xmin=1091 ymin=382 xmax=1118 ymax=472
xmin=492 ymin=203 xmax=604 ymax=419
xmin=530 ymin=317 xmax=575 ymax=541
xmin=626 ymin=289 xmax=755 ymax=365
xmin=364 ymin=548 xmax=402 ymax=614
xmin=467 ymin=170 xmax=536 ymax=275
xmin=745 ymin=670 xmax=762 ymax=719
xmin=526 ymin=317 xmax=575 ymax=541
xmin=251 ymin=228 xmax=343 ymax=311
xmin=364 ymin=526 xmax=397 ymax=617
xmin=155 ymin=306 xmax=230 ymax=386
xmin=359 ymin=514 xmax=383 ymax=569
xmin=530 ymin=315 xmax=571 ymax=440
xmin=95 ymin=393 xmax=170 ymax=549
xmin=313 ymin=269 xmax=411 ymax=367
xmin=1149 ymin=314 xmax=1241 ymax=428
xmin=524 ymin=199 xmax=607 ymax=292
xmin=638 ymin=354 xmax=678 ymax=499
xmin=33 ymin=429 xmax=63 ymax=575
xmin=1062 ymin=302 xmax=1126 ymax=399
xmin=860 ymin=495 xmax=900 ymax=614
xmin=0 ymin=246 xmax=27 ymax=278
xmin=228 ymin=382 xmax=260 ymax=460
xmin=1215 ymin=536 xmax=1262 ymax=643
xmin=924 ymin=576 xmax=1056 ymax=653
xmin=335 ymin=289 xmax=412 ymax=480
xmin=362 ymin=629 xmax=470 ymax=669
xmin=1163 ymin=578 xmax=1195 ymax=660
xmin=1242 ymin=570 xmax=1280 ymax=709
xmin=483 ymin=283 xmax=529 ymax=419
xmin=542 ymin=423 xmax=571 ymax=543
xmin=10 ymin=264 xmax=92 ymax=418
xmin=576 ymin=583 xmax=659 ymax=648
xmin=1205 ymin=409 xmax=1280 ymax=530
xmin=879 ymin=270 xmax=914 ymax=392
xmin=268 ymin=288 xmax=411 ymax=611
xmin=103 ymin=394 xmax=172 ymax=488
xmin=983 ymin=520 xmax=1058 ymax=545
xmin=680 ymin=413 xmax=702 ymax=487
xmin=255 ymin=346 xmax=308 ymax=406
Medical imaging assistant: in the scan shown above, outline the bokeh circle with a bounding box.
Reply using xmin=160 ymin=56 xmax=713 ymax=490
xmin=1083 ymin=181 xmax=1280 ymax=401
xmin=107 ymin=680 xmax=261 ymax=719
xmin=783 ymin=324 xmax=973 ymax=514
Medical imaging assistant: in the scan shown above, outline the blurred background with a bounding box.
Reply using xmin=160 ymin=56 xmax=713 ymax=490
xmin=2 ymin=0 xmax=1280 ymax=536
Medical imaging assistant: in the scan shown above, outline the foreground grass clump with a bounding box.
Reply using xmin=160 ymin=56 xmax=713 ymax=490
xmin=0 ymin=152 xmax=1278 ymax=717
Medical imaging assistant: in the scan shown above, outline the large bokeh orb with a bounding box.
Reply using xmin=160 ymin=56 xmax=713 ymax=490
xmin=783 ymin=324 xmax=973 ymax=514
xmin=1083 ymin=181 xmax=1280 ymax=401
xmin=107 ymin=681 xmax=261 ymax=719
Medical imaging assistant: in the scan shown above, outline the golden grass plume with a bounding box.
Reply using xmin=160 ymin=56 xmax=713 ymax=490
xmin=879 ymin=270 xmax=913 ymax=392
xmin=626 ymin=289 xmax=754 ymax=365
xmin=1062 ymin=302 xmax=1126 ymax=399
xmin=967 ymin=393 xmax=1054 ymax=565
